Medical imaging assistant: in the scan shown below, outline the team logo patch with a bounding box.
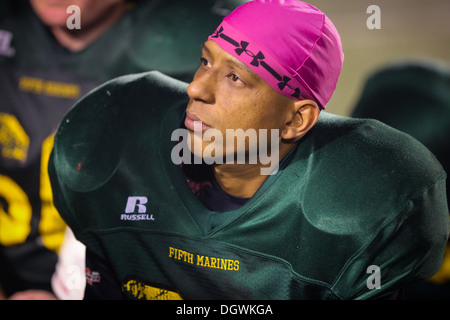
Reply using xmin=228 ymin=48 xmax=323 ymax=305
xmin=122 ymin=278 xmax=182 ymax=300
xmin=85 ymin=267 xmax=101 ymax=286
xmin=121 ymin=196 xmax=155 ymax=221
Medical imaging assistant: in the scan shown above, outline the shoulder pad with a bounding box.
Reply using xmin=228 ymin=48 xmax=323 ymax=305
xmin=52 ymin=71 xmax=188 ymax=192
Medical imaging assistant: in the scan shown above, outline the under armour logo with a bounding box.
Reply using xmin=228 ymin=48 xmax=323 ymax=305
xmin=211 ymin=26 xmax=224 ymax=38
xmin=277 ymin=76 xmax=292 ymax=91
xmin=290 ymin=88 xmax=301 ymax=99
xmin=277 ymin=76 xmax=301 ymax=99
xmin=235 ymin=41 xmax=265 ymax=67
xmin=209 ymin=25 xmax=302 ymax=100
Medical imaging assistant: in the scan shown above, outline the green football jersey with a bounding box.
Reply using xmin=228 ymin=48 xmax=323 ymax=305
xmin=49 ymin=72 xmax=449 ymax=299
xmin=0 ymin=0 xmax=245 ymax=295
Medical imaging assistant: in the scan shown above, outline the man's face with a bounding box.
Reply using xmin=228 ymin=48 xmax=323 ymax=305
xmin=30 ymin=0 xmax=125 ymax=28
xmin=186 ymin=40 xmax=294 ymax=161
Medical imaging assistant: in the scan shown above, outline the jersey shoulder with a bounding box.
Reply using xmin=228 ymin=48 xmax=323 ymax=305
xmin=288 ymin=112 xmax=448 ymax=298
xmin=312 ymin=111 xmax=446 ymax=190
xmin=50 ymin=71 xmax=188 ymax=194
xmin=294 ymin=111 xmax=447 ymax=234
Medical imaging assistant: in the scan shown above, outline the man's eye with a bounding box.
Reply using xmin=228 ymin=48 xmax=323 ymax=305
xmin=199 ymin=57 xmax=210 ymax=67
xmin=227 ymin=72 xmax=240 ymax=82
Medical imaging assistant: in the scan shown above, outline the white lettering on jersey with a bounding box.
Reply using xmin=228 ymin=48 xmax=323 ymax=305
xmin=121 ymin=196 xmax=155 ymax=221
xmin=0 ymin=30 xmax=15 ymax=57
xmin=125 ymin=196 xmax=148 ymax=213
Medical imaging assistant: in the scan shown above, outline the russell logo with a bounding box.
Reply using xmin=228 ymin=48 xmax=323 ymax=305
xmin=121 ymin=196 xmax=155 ymax=221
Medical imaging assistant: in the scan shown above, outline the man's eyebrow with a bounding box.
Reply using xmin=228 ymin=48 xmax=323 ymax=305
xmin=201 ymin=42 xmax=210 ymax=54
xmin=201 ymin=42 xmax=257 ymax=80
xmin=227 ymin=57 xmax=254 ymax=75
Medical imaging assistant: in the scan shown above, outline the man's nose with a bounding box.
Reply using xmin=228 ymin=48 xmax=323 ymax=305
xmin=187 ymin=69 xmax=216 ymax=104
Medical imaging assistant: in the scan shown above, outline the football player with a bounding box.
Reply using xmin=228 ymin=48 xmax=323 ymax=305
xmin=49 ymin=0 xmax=449 ymax=299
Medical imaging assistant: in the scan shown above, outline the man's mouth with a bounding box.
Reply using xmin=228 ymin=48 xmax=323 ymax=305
xmin=184 ymin=111 xmax=212 ymax=132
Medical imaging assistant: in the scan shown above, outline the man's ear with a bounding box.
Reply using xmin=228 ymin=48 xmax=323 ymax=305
xmin=281 ymin=100 xmax=320 ymax=142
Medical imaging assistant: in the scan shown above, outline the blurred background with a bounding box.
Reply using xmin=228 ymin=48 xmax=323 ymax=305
xmin=307 ymin=0 xmax=450 ymax=116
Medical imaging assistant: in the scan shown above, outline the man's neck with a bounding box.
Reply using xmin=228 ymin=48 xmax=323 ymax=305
xmin=213 ymin=164 xmax=269 ymax=198
xmin=50 ymin=3 xmax=129 ymax=52
xmin=212 ymin=142 xmax=297 ymax=198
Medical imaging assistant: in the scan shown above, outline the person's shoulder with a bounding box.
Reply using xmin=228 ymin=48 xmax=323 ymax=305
xmin=53 ymin=70 xmax=188 ymax=147
xmin=125 ymin=0 xmax=247 ymax=78
xmin=98 ymin=70 xmax=188 ymax=94
xmin=50 ymin=71 xmax=187 ymax=192
xmin=54 ymin=71 xmax=187 ymax=131
xmin=286 ymin=112 xmax=448 ymax=296
xmin=305 ymin=114 xmax=448 ymax=299
xmin=313 ymin=112 xmax=445 ymax=183
xmin=72 ymin=71 xmax=188 ymax=111
xmin=293 ymin=112 xmax=447 ymax=232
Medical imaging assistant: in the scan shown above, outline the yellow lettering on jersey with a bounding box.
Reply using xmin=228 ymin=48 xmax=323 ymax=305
xmin=19 ymin=76 xmax=80 ymax=99
xmin=39 ymin=134 xmax=66 ymax=253
xmin=169 ymin=246 xmax=194 ymax=264
xmin=169 ymin=246 xmax=240 ymax=271
xmin=122 ymin=279 xmax=183 ymax=300
xmin=0 ymin=175 xmax=32 ymax=245
xmin=18 ymin=76 xmax=43 ymax=94
xmin=0 ymin=113 xmax=29 ymax=162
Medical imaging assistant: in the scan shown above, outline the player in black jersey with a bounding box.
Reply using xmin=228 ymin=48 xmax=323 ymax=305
xmin=49 ymin=1 xmax=449 ymax=300
xmin=0 ymin=0 xmax=245 ymax=298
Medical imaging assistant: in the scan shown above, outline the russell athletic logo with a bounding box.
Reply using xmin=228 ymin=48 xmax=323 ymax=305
xmin=121 ymin=196 xmax=155 ymax=221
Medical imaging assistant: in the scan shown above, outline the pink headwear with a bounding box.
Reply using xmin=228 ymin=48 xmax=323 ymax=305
xmin=208 ymin=0 xmax=344 ymax=109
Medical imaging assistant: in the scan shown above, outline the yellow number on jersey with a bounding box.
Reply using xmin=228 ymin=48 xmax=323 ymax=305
xmin=39 ymin=134 xmax=66 ymax=253
xmin=0 ymin=174 xmax=32 ymax=245
xmin=0 ymin=124 xmax=66 ymax=252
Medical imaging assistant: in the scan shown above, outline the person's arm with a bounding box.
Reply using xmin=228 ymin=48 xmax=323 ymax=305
xmin=51 ymin=228 xmax=86 ymax=300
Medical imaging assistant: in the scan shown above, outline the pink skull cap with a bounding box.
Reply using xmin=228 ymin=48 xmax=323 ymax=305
xmin=208 ymin=0 xmax=344 ymax=109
